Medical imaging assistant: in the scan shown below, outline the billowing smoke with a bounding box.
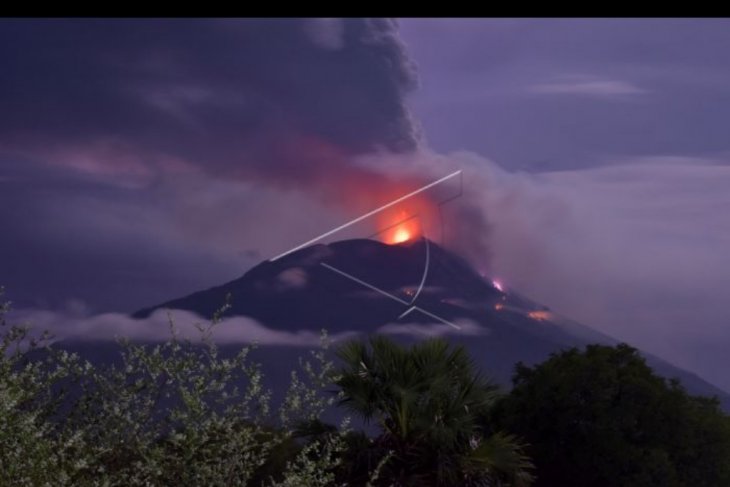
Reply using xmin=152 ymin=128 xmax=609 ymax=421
xmin=0 ymin=18 xmax=495 ymax=312
xmin=0 ymin=18 xmax=419 ymax=185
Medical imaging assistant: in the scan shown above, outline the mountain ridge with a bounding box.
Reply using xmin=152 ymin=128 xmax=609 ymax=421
xmin=133 ymin=237 xmax=730 ymax=410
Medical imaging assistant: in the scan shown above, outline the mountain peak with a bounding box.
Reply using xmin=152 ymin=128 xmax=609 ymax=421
xmin=134 ymin=237 xmax=495 ymax=327
xmin=132 ymin=238 xmax=730 ymax=410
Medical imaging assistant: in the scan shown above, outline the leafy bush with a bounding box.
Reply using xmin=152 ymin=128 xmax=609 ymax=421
xmin=0 ymin=290 xmax=356 ymax=486
xmin=492 ymin=343 xmax=730 ymax=487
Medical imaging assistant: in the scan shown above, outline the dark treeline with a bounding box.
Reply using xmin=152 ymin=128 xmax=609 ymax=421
xmin=2 ymin=291 xmax=729 ymax=486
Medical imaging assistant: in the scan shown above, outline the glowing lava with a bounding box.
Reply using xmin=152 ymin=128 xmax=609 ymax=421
xmin=373 ymin=186 xmax=433 ymax=245
xmin=392 ymin=226 xmax=411 ymax=244
xmin=382 ymin=210 xmax=422 ymax=245
xmin=527 ymin=310 xmax=551 ymax=321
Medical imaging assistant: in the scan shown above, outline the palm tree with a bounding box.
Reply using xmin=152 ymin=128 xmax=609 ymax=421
xmin=335 ymin=336 xmax=534 ymax=486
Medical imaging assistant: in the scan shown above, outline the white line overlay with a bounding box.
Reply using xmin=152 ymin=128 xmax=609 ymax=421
xmin=320 ymin=263 xmax=409 ymax=306
xmin=320 ymin=262 xmax=460 ymax=330
xmin=270 ymin=170 xmax=462 ymax=261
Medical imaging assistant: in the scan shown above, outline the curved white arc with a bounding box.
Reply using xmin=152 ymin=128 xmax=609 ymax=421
xmin=409 ymin=235 xmax=430 ymax=305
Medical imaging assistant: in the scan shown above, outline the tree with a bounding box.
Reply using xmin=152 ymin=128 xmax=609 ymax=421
xmin=0 ymin=289 xmax=371 ymax=486
xmin=335 ymin=335 xmax=534 ymax=486
xmin=491 ymin=343 xmax=730 ymax=487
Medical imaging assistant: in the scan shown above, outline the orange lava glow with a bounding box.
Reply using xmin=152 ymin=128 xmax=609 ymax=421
xmin=369 ymin=179 xmax=437 ymax=245
xmin=527 ymin=310 xmax=551 ymax=321
xmin=494 ymin=303 xmax=505 ymax=311
xmin=392 ymin=227 xmax=411 ymax=243
xmin=382 ymin=210 xmax=423 ymax=245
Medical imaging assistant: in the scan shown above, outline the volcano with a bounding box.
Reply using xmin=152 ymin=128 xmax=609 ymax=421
xmin=133 ymin=238 xmax=730 ymax=409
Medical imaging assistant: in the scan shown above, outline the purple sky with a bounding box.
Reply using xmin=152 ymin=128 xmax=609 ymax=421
xmin=2 ymin=19 xmax=730 ymax=391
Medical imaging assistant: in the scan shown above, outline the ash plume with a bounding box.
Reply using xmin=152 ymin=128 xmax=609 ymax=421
xmin=0 ymin=18 xmax=494 ymax=310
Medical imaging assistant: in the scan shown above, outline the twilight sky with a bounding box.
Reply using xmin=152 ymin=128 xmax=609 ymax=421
xmin=2 ymin=19 xmax=730 ymax=391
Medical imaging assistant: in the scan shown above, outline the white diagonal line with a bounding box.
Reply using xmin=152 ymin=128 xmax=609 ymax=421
xmin=320 ymin=263 xmax=409 ymax=306
xmin=411 ymin=306 xmax=459 ymax=329
xmin=271 ymin=170 xmax=462 ymax=261
xmin=398 ymin=306 xmax=417 ymax=319
xmin=320 ymin=262 xmax=460 ymax=330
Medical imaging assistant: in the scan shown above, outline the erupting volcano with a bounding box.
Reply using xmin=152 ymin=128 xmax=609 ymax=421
xmin=132 ymin=237 xmax=730 ymax=410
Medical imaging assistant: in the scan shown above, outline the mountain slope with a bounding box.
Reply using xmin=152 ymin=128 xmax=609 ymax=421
xmin=134 ymin=238 xmax=730 ymax=409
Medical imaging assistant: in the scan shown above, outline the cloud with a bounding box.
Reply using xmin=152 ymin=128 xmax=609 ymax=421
xmin=10 ymin=306 xmax=359 ymax=346
xmin=0 ymin=19 xmax=419 ymax=185
xmin=0 ymin=19 xmax=440 ymax=312
xmin=530 ymin=74 xmax=647 ymax=97
xmin=446 ymin=151 xmax=730 ymax=390
xmin=0 ymin=20 xmax=496 ymax=318
xmin=378 ymin=318 xmax=487 ymax=338
xmin=9 ymin=305 xmax=485 ymax=347
xmin=0 ymin=155 xmax=353 ymax=312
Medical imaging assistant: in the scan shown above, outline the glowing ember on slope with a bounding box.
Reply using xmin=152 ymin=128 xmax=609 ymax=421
xmin=492 ymin=279 xmax=505 ymax=292
xmin=528 ymin=310 xmax=552 ymax=321
xmin=494 ymin=303 xmax=504 ymax=311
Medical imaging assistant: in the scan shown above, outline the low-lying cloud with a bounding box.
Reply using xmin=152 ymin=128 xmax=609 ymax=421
xmin=10 ymin=307 xmax=358 ymax=346
xmin=378 ymin=318 xmax=487 ymax=338
xmin=9 ymin=306 xmax=485 ymax=346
